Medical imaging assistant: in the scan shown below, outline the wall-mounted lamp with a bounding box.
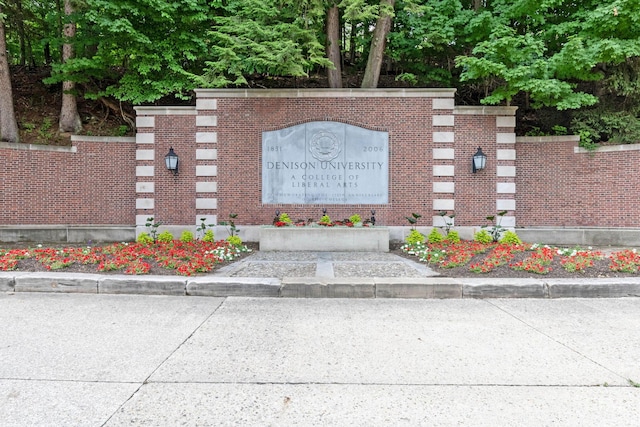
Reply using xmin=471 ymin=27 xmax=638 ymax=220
xmin=165 ymin=147 xmax=179 ymax=175
xmin=472 ymin=147 xmax=487 ymax=173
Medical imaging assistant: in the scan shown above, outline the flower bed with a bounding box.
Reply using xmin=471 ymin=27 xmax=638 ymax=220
xmin=401 ymin=241 xmax=639 ymax=278
xmin=0 ymin=240 xmax=251 ymax=276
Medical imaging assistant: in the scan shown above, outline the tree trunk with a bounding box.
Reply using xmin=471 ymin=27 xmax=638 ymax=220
xmin=326 ymin=4 xmax=342 ymax=88
xmin=361 ymin=0 xmax=395 ymax=89
xmin=15 ymin=0 xmax=27 ymax=66
xmin=0 ymin=10 xmax=20 ymax=143
xmin=59 ymin=0 xmax=82 ymax=133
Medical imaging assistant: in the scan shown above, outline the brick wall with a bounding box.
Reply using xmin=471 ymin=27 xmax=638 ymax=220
xmin=516 ymin=138 xmax=640 ymax=227
xmin=3 ymin=91 xmax=639 ymax=235
xmin=0 ymin=138 xmax=135 ymax=225
xmin=214 ymin=94 xmax=436 ymax=226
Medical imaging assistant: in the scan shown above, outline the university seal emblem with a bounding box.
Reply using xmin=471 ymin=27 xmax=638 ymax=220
xmin=309 ymin=131 xmax=341 ymax=162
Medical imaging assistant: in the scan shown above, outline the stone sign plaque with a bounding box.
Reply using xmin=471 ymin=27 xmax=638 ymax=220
xmin=262 ymin=121 xmax=388 ymax=204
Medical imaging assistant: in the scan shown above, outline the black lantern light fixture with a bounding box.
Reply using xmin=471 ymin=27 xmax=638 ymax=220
xmin=472 ymin=147 xmax=487 ymax=173
xmin=165 ymin=147 xmax=179 ymax=175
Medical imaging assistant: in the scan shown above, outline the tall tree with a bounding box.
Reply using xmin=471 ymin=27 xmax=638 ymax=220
xmin=203 ymin=0 xmax=330 ymax=88
xmin=455 ymin=0 xmax=640 ymax=110
xmin=361 ymin=0 xmax=395 ymax=88
xmin=0 ymin=2 xmax=19 ymax=143
xmin=326 ymin=3 xmax=342 ymax=88
xmin=58 ymin=0 xmax=81 ymax=133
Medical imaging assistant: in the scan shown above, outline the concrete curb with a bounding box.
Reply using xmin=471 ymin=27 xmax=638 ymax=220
xmin=2 ymin=272 xmax=640 ymax=298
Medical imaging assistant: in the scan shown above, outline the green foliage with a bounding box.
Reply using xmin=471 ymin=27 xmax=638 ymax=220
xmin=437 ymin=211 xmax=455 ymax=235
xmin=405 ymin=212 xmax=422 ymax=229
xmin=145 ymin=217 xmax=162 ymax=242
xmin=405 ymin=229 xmax=425 ymax=245
xmin=45 ymin=0 xmax=214 ymax=103
xmin=455 ymin=1 xmax=640 ymax=111
xmin=474 ymin=229 xmax=493 ymax=244
xmin=572 ymin=108 xmax=640 ymax=146
xmin=499 ymin=230 xmax=522 ymax=245
xmin=219 ymin=213 xmax=239 ymax=236
xmin=349 ymin=214 xmax=362 ymax=224
xmin=427 ymin=228 xmax=444 ymax=244
xmin=456 ymin=25 xmax=598 ymax=110
xmin=483 ymin=210 xmax=508 ymax=242
xmin=279 ymin=212 xmax=293 ymax=224
xmin=319 ymin=214 xmax=332 ymax=224
xmin=6 ymin=0 xmax=640 ymax=127
xmin=202 ymin=229 xmax=215 ymax=242
xmin=136 ymin=232 xmax=154 ymax=245
xmin=577 ymin=129 xmax=598 ymax=151
xmin=200 ymin=0 xmax=330 ymax=88
xmin=446 ymin=230 xmax=461 ymax=244
xmin=157 ymin=231 xmax=174 ymax=243
xmin=226 ymin=235 xmax=242 ymax=247
xmin=552 ymin=125 xmax=568 ymax=135
xmin=197 ymin=217 xmax=214 ymax=240
xmin=113 ymin=125 xmax=129 ymax=136
xmin=180 ymin=231 xmax=195 ymax=243
xmin=525 ymin=125 xmax=568 ymax=137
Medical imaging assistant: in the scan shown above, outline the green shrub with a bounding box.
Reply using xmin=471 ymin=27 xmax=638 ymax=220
xmin=136 ymin=232 xmax=153 ymax=245
xmin=427 ymin=228 xmax=444 ymax=244
xmin=499 ymin=230 xmax=522 ymax=245
xmin=319 ymin=214 xmax=331 ymax=224
xmin=180 ymin=231 xmax=194 ymax=243
xmin=157 ymin=231 xmax=174 ymax=243
xmin=279 ymin=212 xmax=293 ymax=224
xmin=474 ymin=229 xmax=493 ymax=244
xmin=405 ymin=229 xmax=425 ymax=245
xmin=446 ymin=230 xmax=461 ymax=243
xmin=226 ymin=235 xmax=242 ymax=246
xmin=349 ymin=214 xmax=362 ymax=224
xmin=202 ymin=229 xmax=215 ymax=242
xmin=572 ymin=108 xmax=640 ymax=146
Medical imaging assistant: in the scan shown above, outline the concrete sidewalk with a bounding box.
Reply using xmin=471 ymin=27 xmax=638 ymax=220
xmin=2 ymin=251 xmax=640 ymax=298
xmin=1 ymin=294 xmax=639 ymax=426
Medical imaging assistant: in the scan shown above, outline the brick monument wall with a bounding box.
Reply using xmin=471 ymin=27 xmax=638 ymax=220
xmin=3 ymin=89 xmax=639 ymax=243
xmin=516 ymin=138 xmax=640 ymax=227
xmin=0 ymin=137 xmax=135 ymax=225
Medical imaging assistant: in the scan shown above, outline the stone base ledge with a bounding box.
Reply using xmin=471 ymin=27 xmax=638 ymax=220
xmin=516 ymin=227 xmax=640 ymax=247
xmin=260 ymin=227 xmax=390 ymax=252
xmin=0 ymin=225 xmax=136 ymax=243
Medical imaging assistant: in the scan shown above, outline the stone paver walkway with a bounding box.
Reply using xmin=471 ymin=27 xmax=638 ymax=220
xmin=213 ymin=251 xmax=437 ymax=279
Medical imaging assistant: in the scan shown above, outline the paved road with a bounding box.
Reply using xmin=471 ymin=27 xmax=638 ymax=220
xmin=1 ymin=293 xmax=639 ymax=426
